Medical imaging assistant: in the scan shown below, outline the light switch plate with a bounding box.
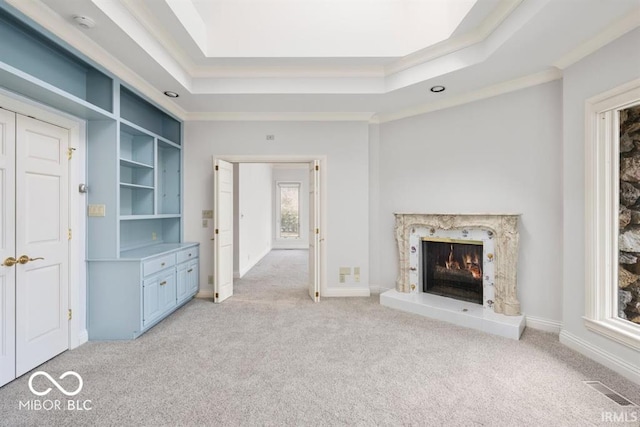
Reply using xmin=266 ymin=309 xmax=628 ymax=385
xmin=339 ymin=267 xmax=351 ymax=275
xmin=202 ymin=210 xmax=213 ymax=219
xmin=88 ymin=204 xmax=105 ymax=217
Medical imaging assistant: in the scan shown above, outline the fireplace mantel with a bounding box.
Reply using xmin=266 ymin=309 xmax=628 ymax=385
xmin=394 ymin=213 xmax=521 ymax=316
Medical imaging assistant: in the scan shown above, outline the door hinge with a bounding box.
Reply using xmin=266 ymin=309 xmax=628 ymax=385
xmin=315 ymin=228 xmax=319 ymax=235
xmin=215 ymin=229 xmax=219 ymax=234
xmin=315 ymin=291 xmax=319 ymax=298
xmin=68 ymin=309 xmax=72 ymax=320
xmin=215 ymin=165 xmax=219 ymax=171
xmin=315 ymin=165 xmax=319 ymax=171
xmin=67 ymin=147 xmax=76 ymax=160
xmin=215 ymin=292 xmax=219 ymax=299
xmin=68 ymin=229 xmax=72 ymax=240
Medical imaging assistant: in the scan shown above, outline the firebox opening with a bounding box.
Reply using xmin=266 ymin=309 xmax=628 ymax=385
xmin=422 ymin=238 xmax=483 ymax=305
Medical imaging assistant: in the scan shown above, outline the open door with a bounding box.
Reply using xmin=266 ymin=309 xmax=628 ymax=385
xmin=213 ymin=159 xmax=234 ymax=302
xmin=308 ymin=160 xmax=320 ymax=302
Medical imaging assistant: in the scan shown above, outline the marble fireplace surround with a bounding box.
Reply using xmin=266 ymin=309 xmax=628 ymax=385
xmin=381 ymin=213 xmax=525 ymax=340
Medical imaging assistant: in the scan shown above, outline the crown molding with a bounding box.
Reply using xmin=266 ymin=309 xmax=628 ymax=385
xmin=4 ymin=0 xmax=188 ymax=121
xmin=91 ymin=0 xmax=193 ymax=89
xmin=190 ymin=64 xmax=387 ymax=79
xmin=384 ymin=0 xmax=523 ymax=76
xmin=84 ymin=0 xmax=525 ymax=83
xmin=378 ymin=68 xmax=562 ymax=123
xmin=164 ymin=0 xmax=208 ymax=56
xmin=553 ymin=7 xmax=640 ymax=70
xmin=185 ymin=111 xmax=377 ymax=122
xmin=119 ymin=0 xmax=200 ymax=75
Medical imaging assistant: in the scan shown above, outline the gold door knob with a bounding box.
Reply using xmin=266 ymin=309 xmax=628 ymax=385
xmin=17 ymin=255 xmax=45 ymax=265
xmin=3 ymin=257 xmax=17 ymax=267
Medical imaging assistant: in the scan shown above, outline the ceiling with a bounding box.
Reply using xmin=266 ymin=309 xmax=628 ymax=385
xmin=4 ymin=0 xmax=640 ymax=121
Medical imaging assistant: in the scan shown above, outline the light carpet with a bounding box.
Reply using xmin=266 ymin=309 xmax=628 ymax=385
xmin=1 ymin=249 xmax=639 ymax=426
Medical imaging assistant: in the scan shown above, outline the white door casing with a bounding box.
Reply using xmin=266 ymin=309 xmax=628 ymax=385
xmin=309 ymin=160 xmax=320 ymax=302
xmin=0 ymin=108 xmax=16 ymax=387
xmin=214 ymin=159 xmax=234 ymax=302
xmin=15 ymin=115 xmax=69 ymax=376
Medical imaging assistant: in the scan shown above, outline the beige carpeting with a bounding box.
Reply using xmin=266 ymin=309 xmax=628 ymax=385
xmin=1 ymin=249 xmax=639 ymax=426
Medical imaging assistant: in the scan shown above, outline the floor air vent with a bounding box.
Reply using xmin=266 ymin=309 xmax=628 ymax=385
xmin=584 ymin=381 xmax=638 ymax=406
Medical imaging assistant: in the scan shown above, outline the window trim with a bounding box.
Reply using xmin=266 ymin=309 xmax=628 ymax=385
xmin=584 ymin=78 xmax=640 ymax=350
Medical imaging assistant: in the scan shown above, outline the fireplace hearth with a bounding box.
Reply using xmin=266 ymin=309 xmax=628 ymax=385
xmin=380 ymin=213 xmax=525 ymax=340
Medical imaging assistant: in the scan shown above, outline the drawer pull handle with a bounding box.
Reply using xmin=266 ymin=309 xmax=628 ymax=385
xmin=161 ymin=262 xmax=165 ymax=267
xmin=160 ymin=281 xmax=167 ymax=286
xmin=187 ymin=269 xmax=193 ymax=273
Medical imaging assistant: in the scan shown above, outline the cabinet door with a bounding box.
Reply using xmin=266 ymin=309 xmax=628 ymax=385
xmin=158 ymin=270 xmax=177 ymax=314
xmin=176 ymin=262 xmax=188 ymax=303
xmin=143 ymin=275 xmax=162 ymax=327
xmin=187 ymin=259 xmax=199 ymax=295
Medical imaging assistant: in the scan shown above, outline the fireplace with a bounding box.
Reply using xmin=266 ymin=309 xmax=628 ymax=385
xmin=380 ymin=213 xmax=525 ymax=340
xmin=422 ymin=238 xmax=483 ymax=304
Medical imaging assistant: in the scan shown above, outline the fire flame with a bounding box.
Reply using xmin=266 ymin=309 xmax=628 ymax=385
xmin=444 ymin=244 xmax=482 ymax=279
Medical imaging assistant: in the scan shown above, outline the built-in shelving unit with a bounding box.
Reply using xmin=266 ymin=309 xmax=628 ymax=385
xmin=0 ymin=10 xmax=113 ymax=116
xmin=0 ymin=5 xmax=198 ymax=341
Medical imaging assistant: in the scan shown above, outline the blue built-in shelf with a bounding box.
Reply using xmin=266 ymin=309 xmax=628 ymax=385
xmin=120 ymin=158 xmax=153 ymax=169
xmin=0 ymin=4 xmax=195 ymax=341
xmin=0 ymin=9 xmax=113 ymax=117
xmin=121 ymin=88 xmax=180 ymax=145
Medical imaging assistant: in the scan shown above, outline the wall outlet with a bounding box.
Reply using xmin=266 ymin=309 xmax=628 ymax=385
xmin=152 ymin=232 xmax=157 ymax=240
xmin=354 ymin=267 xmax=360 ymax=282
xmin=87 ymin=204 xmax=105 ymax=217
xmin=339 ymin=274 xmax=345 ymax=283
xmin=208 ymin=275 xmax=213 ymax=285
xmin=202 ymin=210 xmax=213 ymax=219
xmin=202 ymin=219 xmax=208 ymax=228
xmin=266 ymin=134 xmax=275 ymax=140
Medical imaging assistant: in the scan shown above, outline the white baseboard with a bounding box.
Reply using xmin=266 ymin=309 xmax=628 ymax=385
xmin=76 ymin=329 xmax=88 ymax=347
xmin=559 ymin=329 xmax=640 ymax=386
xmin=322 ymin=287 xmax=371 ymax=297
xmin=238 ymin=247 xmax=272 ymax=278
xmin=369 ymin=286 xmax=392 ymax=295
xmin=526 ymin=316 xmax=562 ymax=334
xmin=272 ymin=242 xmax=309 ymax=250
xmin=196 ymin=290 xmax=214 ymax=299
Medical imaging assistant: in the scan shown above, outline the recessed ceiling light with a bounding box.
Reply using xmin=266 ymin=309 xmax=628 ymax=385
xmin=72 ymin=15 xmax=95 ymax=30
xmin=163 ymin=91 xmax=179 ymax=98
xmin=430 ymin=85 xmax=446 ymax=93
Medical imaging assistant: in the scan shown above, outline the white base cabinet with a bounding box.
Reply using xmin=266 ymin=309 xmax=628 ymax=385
xmin=88 ymin=243 xmax=199 ymax=340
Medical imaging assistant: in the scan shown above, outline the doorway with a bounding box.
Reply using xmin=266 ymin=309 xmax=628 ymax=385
xmin=0 ymin=108 xmax=70 ymax=387
xmin=234 ymin=163 xmax=309 ymax=300
xmin=0 ymin=91 xmax=86 ymax=388
xmin=212 ymin=156 xmax=325 ymax=304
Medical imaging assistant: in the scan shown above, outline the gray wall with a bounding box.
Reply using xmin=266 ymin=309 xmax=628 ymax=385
xmin=237 ymin=163 xmax=273 ymax=276
xmin=183 ymin=120 xmax=370 ymax=296
xmin=562 ymin=28 xmax=640 ymax=370
xmin=375 ymin=81 xmax=564 ymax=322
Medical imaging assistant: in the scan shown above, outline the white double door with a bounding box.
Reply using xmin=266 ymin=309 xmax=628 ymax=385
xmin=0 ymin=108 xmax=70 ymax=387
xmin=213 ymin=159 xmax=320 ymax=303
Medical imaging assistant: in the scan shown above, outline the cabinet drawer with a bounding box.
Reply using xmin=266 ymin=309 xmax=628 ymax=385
xmin=177 ymin=247 xmax=199 ymax=264
xmin=143 ymin=254 xmax=175 ymax=277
